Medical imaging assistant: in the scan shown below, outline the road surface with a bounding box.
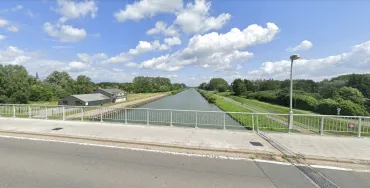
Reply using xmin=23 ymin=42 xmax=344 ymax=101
xmin=0 ymin=136 xmax=369 ymax=188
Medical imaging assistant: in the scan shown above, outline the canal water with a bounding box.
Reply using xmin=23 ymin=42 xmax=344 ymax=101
xmin=106 ymin=89 xmax=244 ymax=129
xmin=138 ymin=88 xmax=221 ymax=111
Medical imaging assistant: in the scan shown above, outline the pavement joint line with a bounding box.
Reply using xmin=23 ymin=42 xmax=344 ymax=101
xmin=257 ymin=132 xmax=341 ymax=188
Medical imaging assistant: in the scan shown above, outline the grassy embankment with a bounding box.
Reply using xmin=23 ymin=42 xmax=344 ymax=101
xmin=217 ymin=92 xmax=370 ymax=136
xmin=197 ymin=89 xmax=291 ymax=132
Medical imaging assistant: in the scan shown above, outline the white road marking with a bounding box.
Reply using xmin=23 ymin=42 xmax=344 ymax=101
xmin=0 ymin=134 xmax=369 ymax=173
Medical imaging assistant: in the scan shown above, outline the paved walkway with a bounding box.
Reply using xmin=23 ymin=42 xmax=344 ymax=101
xmin=0 ymin=118 xmax=279 ymax=156
xmin=0 ymin=117 xmax=369 ymax=164
xmin=266 ymin=133 xmax=370 ymax=162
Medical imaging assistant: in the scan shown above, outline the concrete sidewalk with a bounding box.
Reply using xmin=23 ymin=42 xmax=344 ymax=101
xmin=0 ymin=118 xmax=280 ymax=157
xmin=0 ymin=117 xmax=369 ymax=165
xmin=266 ymin=133 xmax=370 ymax=163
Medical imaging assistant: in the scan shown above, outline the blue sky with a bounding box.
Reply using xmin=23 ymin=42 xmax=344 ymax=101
xmin=1 ymin=0 xmax=370 ymax=86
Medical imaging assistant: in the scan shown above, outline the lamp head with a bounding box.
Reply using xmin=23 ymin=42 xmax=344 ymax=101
xmin=290 ymin=54 xmax=300 ymax=61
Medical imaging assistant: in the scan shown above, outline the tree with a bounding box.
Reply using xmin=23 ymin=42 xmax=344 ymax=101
xmin=338 ymin=87 xmax=365 ymax=104
xmin=45 ymin=71 xmax=75 ymax=95
xmin=198 ymin=82 xmax=208 ymax=90
xmin=217 ymin=85 xmax=227 ymax=92
xmin=243 ymin=79 xmax=256 ymax=92
xmin=346 ymin=74 xmax=370 ymax=98
xmin=29 ymin=83 xmax=53 ymax=101
xmin=74 ymin=75 xmax=95 ymax=94
xmin=231 ymin=79 xmax=247 ymax=96
xmin=208 ymin=78 xmax=228 ymax=91
xmin=0 ymin=65 xmax=31 ymax=104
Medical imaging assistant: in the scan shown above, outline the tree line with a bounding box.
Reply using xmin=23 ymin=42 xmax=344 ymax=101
xmin=199 ymin=74 xmax=370 ymax=116
xmin=97 ymin=77 xmax=186 ymax=93
xmin=0 ymin=65 xmax=186 ymax=104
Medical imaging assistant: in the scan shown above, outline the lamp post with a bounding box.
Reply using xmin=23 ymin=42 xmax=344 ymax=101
xmin=288 ymin=54 xmax=300 ymax=133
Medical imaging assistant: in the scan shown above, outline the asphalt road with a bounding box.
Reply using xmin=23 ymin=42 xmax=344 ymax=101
xmin=0 ymin=137 xmax=369 ymax=188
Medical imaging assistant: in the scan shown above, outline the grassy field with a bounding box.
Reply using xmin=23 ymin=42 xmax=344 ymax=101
xmin=28 ymin=101 xmax=58 ymax=105
xmin=103 ymin=92 xmax=169 ymax=107
xmin=217 ymin=93 xmax=369 ymax=136
xmin=226 ymin=95 xmax=313 ymax=114
xmin=198 ymin=90 xmax=290 ymax=132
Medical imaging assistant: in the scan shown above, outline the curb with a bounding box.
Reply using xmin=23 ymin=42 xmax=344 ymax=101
xmin=0 ymin=129 xmax=278 ymax=159
xmin=300 ymin=155 xmax=370 ymax=165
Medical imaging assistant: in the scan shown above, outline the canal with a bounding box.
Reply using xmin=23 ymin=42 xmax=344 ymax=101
xmin=104 ymin=89 xmax=244 ymax=129
xmin=126 ymin=88 xmax=243 ymax=129
xmin=138 ymin=88 xmax=222 ymax=111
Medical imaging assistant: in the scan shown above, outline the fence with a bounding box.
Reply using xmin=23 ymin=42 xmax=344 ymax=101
xmin=0 ymin=104 xmax=369 ymax=137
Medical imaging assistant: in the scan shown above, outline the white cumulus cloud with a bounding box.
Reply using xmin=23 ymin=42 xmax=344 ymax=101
xmin=43 ymin=22 xmax=87 ymax=42
xmin=138 ymin=22 xmax=279 ymax=71
xmin=65 ymin=61 xmax=89 ymax=72
xmin=56 ymin=0 xmax=98 ymax=23
xmin=114 ymin=0 xmax=183 ymax=22
xmin=248 ymin=40 xmax=370 ymax=80
xmin=164 ymin=36 xmax=181 ymax=46
xmin=0 ymin=46 xmax=30 ymax=65
xmin=146 ymin=21 xmax=179 ymax=36
xmin=288 ymin=40 xmax=313 ymax=52
xmin=0 ymin=35 xmax=6 ymax=40
xmin=174 ymin=0 xmax=231 ymax=33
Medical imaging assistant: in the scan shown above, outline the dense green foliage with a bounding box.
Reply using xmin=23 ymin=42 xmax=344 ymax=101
xmin=0 ymin=65 xmax=186 ymax=104
xmin=98 ymin=77 xmax=186 ymax=93
xmin=210 ymin=74 xmax=370 ymax=116
xmin=231 ymin=79 xmax=247 ymax=96
xmin=199 ymin=78 xmax=228 ymax=92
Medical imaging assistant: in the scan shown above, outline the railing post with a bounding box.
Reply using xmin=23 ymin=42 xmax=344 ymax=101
xmin=252 ymin=114 xmax=255 ymax=132
xmin=125 ymin=109 xmax=127 ymax=124
xmin=81 ymin=107 xmax=84 ymax=121
xmin=223 ymin=113 xmax=226 ymax=130
xmin=147 ymin=109 xmax=149 ymax=125
xmin=256 ymin=115 xmax=259 ymax=131
xmin=288 ymin=114 xmax=293 ymax=134
xmin=170 ymin=111 xmax=173 ymax=126
xmin=45 ymin=106 xmax=48 ymax=119
xmin=358 ymin=118 xmax=362 ymax=138
xmin=195 ymin=112 xmax=198 ymax=128
xmin=62 ymin=106 xmax=65 ymax=121
xmin=100 ymin=109 xmax=103 ymax=123
xmin=28 ymin=106 xmax=31 ymax=118
xmin=13 ymin=105 xmax=15 ymax=118
xmin=320 ymin=116 xmax=324 ymax=135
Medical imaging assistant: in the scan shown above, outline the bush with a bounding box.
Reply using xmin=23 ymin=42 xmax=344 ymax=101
xmin=207 ymin=95 xmax=217 ymax=103
xmin=294 ymin=94 xmax=319 ymax=111
xmin=316 ymin=99 xmax=338 ymax=115
xmin=217 ymin=85 xmax=227 ymax=92
xmin=337 ymin=100 xmax=368 ymax=116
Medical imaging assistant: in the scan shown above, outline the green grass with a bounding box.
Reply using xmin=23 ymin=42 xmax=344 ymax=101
xmin=218 ymin=94 xmax=370 ymax=136
xmin=227 ymin=95 xmax=313 ymax=114
xmin=198 ymin=90 xmax=289 ymax=132
xmin=28 ymin=101 xmax=58 ymax=105
xmin=103 ymin=92 xmax=169 ymax=107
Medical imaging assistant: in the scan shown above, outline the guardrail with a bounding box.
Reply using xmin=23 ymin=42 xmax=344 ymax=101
xmin=0 ymin=104 xmax=369 ymax=137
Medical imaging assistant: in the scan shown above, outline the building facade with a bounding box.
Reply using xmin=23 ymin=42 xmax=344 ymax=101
xmin=58 ymin=94 xmax=111 ymax=106
xmin=93 ymin=88 xmax=127 ymax=103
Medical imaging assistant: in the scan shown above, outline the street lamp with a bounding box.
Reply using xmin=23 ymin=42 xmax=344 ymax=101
xmin=288 ymin=54 xmax=300 ymax=133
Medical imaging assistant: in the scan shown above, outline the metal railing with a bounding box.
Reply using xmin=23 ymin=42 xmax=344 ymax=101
xmin=0 ymin=104 xmax=369 ymax=137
